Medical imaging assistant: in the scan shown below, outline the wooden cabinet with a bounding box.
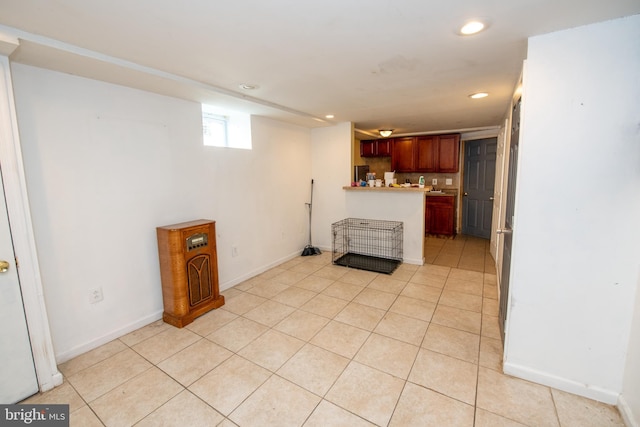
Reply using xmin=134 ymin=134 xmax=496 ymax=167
xmin=391 ymin=137 xmax=415 ymax=172
xmin=416 ymin=136 xmax=437 ymax=171
xmin=391 ymin=133 xmax=460 ymax=172
xmin=376 ymin=139 xmax=392 ymax=156
xmin=156 ymin=219 xmax=224 ymax=327
xmin=360 ymin=140 xmax=375 ymax=157
xmin=436 ymin=134 xmax=460 ymax=173
xmin=360 ymin=139 xmax=392 ymax=157
xmin=425 ymin=196 xmax=456 ymax=236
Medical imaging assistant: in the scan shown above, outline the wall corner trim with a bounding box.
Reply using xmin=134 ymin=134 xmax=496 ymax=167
xmin=618 ymin=394 xmax=639 ymax=427
xmin=503 ymin=362 xmax=620 ymax=405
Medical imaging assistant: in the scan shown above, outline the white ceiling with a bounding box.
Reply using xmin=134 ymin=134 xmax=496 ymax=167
xmin=1 ymin=1 xmax=638 ymax=137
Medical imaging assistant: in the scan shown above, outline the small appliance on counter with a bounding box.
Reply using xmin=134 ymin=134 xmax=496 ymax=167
xmin=366 ymin=172 xmax=376 ymax=187
xmin=354 ymin=165 xmax=369 ymax=183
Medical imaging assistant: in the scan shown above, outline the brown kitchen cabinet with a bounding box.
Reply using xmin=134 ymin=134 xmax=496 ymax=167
xmin=436 ymin=134 xmax=460 ymax=173
xmin=415 ymin=135 xmax=437 ymax=171
xmin=391 ymin=133 xmax=460 ymax=172
xmin=425 ymin=196 xmax=456 ymax=236
xmin=376 ymin=139 xmax=392 ymax=156
xmin=390 ymin=137 xmax=415 ymax=171
xmin=360 ymin=139 xmax=392 ymax=157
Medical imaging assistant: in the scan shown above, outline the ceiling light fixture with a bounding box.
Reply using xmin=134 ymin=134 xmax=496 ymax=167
xmin=325 ymin=114 xmax=335 ymax=119
xmin=460 ymin=20 xmax=486 ymax=36
xmin=469 ymin=92 xmax=489 ymax=99
xmin=379 ymin=130 xmax=393 ymax=137
xmin=239 ymin=83 xmax=259 ymax=90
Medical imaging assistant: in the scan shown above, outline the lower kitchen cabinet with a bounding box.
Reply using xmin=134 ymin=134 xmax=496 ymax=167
xmin=425 ymin=196 xmax=456 ymax=236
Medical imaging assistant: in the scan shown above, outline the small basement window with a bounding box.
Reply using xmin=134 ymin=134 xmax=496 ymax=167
xmin=202 ymin=111 xmax=228 ymax=147
xmin=202 ymin=104 xmax=251 ymax=149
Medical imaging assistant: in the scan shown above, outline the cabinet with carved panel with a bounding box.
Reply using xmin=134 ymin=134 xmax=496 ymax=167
xmin=156 ymin=219 xmax=224 ymax=328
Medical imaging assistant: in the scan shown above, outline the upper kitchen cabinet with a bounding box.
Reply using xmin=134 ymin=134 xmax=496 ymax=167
xmin=391 ymin=133 xmax=460 ymax=172
xmin=435 ymin=134 xmax=460 ymax=173
xmin=416 ymin=136 xmax=437 ymax=171
xmin=391 ymin=137 xmax=415 ymax=172
xmin=360 ymin=139 xmax=392 ymax=157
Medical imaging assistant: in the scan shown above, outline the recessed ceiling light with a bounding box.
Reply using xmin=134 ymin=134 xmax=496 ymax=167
xmin=325 ymin=114 xmax=335 ymax=119
xmin=239 ymin=83 xmax=259 ymax=90
xmin=460 ymin=20 xmax=486 ymax=35
xmin=469 ymin=92 xmax=489 ymax=99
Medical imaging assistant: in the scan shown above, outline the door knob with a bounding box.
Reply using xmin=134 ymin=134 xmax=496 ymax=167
xmin=0 ymin=260 xmax=9 ymax=273
xmin=489 ymin=197 xmax=494 ymax=200
xmin=463 ymin=192 xmax=468 ymax=196
xmin=496 ymin=229 xmax=513 ymax=235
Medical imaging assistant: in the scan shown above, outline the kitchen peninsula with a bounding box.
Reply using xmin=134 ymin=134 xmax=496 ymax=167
xmin=342 ymin=186 xmax=457 ymax=265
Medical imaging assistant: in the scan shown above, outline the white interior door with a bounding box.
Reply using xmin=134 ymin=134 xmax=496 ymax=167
xmin=0 ymin=172 xmax=39 ymax=403
xmin=489 ymin=124 xmax=507 ymax=261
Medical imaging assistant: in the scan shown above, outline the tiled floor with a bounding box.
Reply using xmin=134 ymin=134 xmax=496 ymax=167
xmin=24 ymin=236 xmax=625 ymax=426
xmin=424 ymin=234 xmax=496 ymax=273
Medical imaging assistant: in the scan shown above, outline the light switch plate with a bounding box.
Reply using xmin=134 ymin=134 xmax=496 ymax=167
xmin=446 ymin=178 xmax=453 ymax=185
xmin=432 ymin=178 xmax=437 ymax=185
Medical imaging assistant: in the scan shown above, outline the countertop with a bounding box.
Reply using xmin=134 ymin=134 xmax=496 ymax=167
xmin=342 ymin=186 xmax=457 ymax=196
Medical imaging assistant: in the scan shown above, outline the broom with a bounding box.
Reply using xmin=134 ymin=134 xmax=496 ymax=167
xmin=301 ymin=179 xmax=321 ymax=256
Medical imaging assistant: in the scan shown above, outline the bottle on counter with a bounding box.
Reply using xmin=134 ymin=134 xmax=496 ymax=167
xmin=419 ymin=176 xmax=425 ymax=188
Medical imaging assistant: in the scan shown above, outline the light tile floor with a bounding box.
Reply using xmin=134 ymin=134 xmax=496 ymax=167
xmin=23 ymin=236 xmax=625 ymax=426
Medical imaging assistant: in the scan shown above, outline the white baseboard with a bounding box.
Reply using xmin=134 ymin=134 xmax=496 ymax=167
xmin=618 ymin=395 xmax=639 ymax=427
xmin=55 ymin=310 xmax=163 ymax=364
xmin=55 ymin=246 xmax=416 ymax=365
xmin=503 ymin=361 xmax=620 ymax=405
xmin=219 ymin=249 xmax=302 ymax=291
xmin=55 ymin=249 xmax=303 ymax=364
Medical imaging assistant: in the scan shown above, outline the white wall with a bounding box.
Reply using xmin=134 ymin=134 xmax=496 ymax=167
xmin=622 ymin=268 xmax=640 ymax=426
xmin=504 ymin=15 xmax=640 ymax=405
xmin=12 ymin=64 xmax=312 ymax=362
xmin=344 ymin=191 xmax=425 ymax=265
xmin=310 ymin=122 xmax=352 ymax=250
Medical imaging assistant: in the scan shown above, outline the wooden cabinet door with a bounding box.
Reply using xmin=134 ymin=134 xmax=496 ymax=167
xmin=377 ymin=139 xmax=392 ymax=156
xmin=416 ymin=135 xmax=437 ymax=172
xmin=437 ymin=134 xmax=460 ymax=172
xmin=431 ymin=203 xmax=454 ymax=235
xmin=425 ymin=196 xmax=455 ymax=236
xmin=360 ymin=140 xmax=392 ymax=157
xmin=360 ymin=140 xmax=375 ymax=157
xmin=391 ymin=137 xmax=415 ymax=172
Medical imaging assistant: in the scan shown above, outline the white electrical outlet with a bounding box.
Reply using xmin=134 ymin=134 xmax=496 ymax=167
xmin=89 ymin=287 xmax=103 ymax=304
xmin=432 ymin=178 xmax=438 ymax=185
xmin=232 ymin=245 xmax=239 ymax=257
xmin=445 ymin=178 xmax=453 ymax=185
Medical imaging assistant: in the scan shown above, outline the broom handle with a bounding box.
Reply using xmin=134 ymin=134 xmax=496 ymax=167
xmin=308 ymin=179 xmax=314 ymax=244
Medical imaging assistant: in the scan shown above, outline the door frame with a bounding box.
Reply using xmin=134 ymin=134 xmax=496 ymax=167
xmin=1 ymin=52 xmax=62 ymax=393
xmin=494 ymin=66 xmax=526 ymax=352
xmin=491 ymin=120 xmax=510 ymax=279
xmin=489 ymin=123 xmax=509 ymax=260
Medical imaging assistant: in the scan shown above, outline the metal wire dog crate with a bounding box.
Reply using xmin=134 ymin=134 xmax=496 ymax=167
xmin=332 ymin=218 xmax=403 ymax=274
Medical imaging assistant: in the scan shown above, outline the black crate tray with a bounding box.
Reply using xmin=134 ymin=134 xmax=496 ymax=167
xmin=333 ymin=253 xmax=401 ymax=275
